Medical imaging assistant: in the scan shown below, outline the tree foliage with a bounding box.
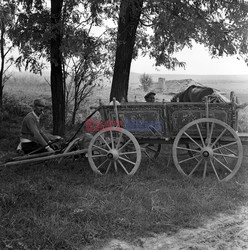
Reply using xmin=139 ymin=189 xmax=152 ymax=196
xmin=61 ymin=1 xmax=113 ymax=124
xmin=139 ymin=0 xmax=248 ymax=64
xmin=0 ymin=0 xmax=16 ymax=108
xmin=139 ymin=73 xmax=153 ymax=92
xmin=9 ymin=0 xmax=50 ymax=74
xmin=110 ymin=0 xmax=248 ymax=101
xmin=7 ymin=0 xmax=115 ymax=134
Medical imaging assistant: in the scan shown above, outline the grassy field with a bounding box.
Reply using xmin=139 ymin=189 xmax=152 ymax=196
xmin=1 ymin=73 xmax=248 ymax=249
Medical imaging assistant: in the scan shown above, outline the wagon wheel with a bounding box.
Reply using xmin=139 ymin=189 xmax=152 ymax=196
xmin=172 ymin=118 xmax=243 ymax=182
xmin=141 ymin=143 xmax=162 ymax=159
xmin=88 ymin=127 xmax=141 ymax=175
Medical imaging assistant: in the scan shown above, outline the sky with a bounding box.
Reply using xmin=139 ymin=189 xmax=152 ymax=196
xmin=130 ymin=43 xmax=248 ymax=75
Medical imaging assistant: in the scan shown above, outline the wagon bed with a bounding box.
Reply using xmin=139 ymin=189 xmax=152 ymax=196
xmin=100 ymin=102 xmax=237 ymax=141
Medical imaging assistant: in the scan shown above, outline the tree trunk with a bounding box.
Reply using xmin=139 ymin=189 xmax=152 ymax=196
xmin=51 ymin=0 xmax=65 ymax=135
xmin=0 ymin=17 xmax=5 ymax=109
xmin=71 ymin=86 xmax=78 ymax=125
xmin=110 ymin=0 xmax=143 ymax=102
xmin=0 ymin=64 xmax=3 ymax=110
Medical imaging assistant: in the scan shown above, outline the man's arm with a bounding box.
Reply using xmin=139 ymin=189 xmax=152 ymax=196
xmin=26 ymin=118 xmax=49 ymax=147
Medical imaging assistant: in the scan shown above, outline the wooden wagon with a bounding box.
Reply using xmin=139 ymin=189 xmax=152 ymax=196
xmin=87 ymin=98 xmax=247 ymax=182
xmin=1 ymin=96 xmax=247 ymax=182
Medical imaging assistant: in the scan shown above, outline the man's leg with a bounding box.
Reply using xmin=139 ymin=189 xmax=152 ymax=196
xmin=21 ymin=142 xmax=45 ymax=154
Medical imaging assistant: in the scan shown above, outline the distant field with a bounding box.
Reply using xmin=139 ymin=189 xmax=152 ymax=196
xmin=4 ymin=71 xmax=248 ymax=116
xmin=130 ymin=72 xmax=248 ymax=91
xmin=5 ymin=72 xmax=51 ymax=104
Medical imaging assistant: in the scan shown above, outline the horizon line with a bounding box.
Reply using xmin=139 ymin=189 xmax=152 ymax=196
xmin=130 ymin=71 xmax=248 ymax=76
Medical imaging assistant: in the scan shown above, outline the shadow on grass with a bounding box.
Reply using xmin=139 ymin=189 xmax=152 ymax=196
xmin=1 ymin=149 xmax=248 ymax=249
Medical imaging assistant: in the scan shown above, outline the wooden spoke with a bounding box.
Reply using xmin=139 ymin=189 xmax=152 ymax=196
xmin=216 ymin=148 xmax=228 ymax=165
xmin=213 ymin=152 xmax=238 ymax=159
xmin=146 ymin=146 xmax=158 ymax=153
xmin=212 ymin=156 xmax=233 ymax=173
xmin=207 ymin=122 xmax=214 ymax=146
xmin=110 ymin=130 xmax=114 ymax=149
xmin=105 ymin=162 xmax=112 ymax=174
xmin=210 ymin=159 xmax=220 ymax=181
xmin=189 ymin=158 xmax=203 ymax=177
xmin=176 ymin=146 xmax=201 ymax=154
xmin=114 ymin=161 xmax=118 ymax=172
xmin=99 ymin=135 xmax=111 ymax=150
xmin=203 ymin=161 xmax=207 ymax=179
xmin=143 ymin=151 xmax=150 ymax=158
xmin=222 ymin=145 xmax=238 ymax=155
xmin=196 ymin=123 xmax=205 ymax=147
xmin=119 ymin=156 xmax=136 ymax=166
xmin=116 ymin=131 xmax=124 ymax=149
xmin=142 ymin=144 xmax=161 ymax=160
xmin=211 ymin=128 xmax=227 ymax=148
xmin=92 ymin=144 xmax=109 ymax=153
xmin=179 ymin=154 xmax=201 ymax=164
xmin=119 ymin=151 xmax=137 ymax=155
xmin=97 ymin=158 xmax=110 ymax=170
xmin=117 ymin=160 xmax=129 ymax=174
xmin=184 ymin=131 xmax=203 ymax=149
xmin=91 ymin=154 xmax=107 ymax=158
xmin=118 ymin=139 xmax=132 ymax=151
xmin=213 ymin=142 xmax=238 ymax=153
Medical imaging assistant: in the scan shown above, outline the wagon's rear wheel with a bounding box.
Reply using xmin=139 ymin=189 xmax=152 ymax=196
xmin=88 ymin=127 xmax=141 ymax=175
xmin=172 ymin=118 xmax=243 ymax=182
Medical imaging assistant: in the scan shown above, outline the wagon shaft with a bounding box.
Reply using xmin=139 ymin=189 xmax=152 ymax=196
xmin=0 ymin=149 xmax=88 ymax=168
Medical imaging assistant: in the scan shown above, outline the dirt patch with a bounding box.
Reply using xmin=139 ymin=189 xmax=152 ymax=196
xmin=98 ymin=206 xmax=248 ymax=249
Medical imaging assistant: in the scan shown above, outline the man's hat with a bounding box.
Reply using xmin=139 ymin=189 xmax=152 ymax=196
xmin=34 ymin=99 xmax=46 ymax=107
xmin=144 ymin=92 xmax=156 ymax=99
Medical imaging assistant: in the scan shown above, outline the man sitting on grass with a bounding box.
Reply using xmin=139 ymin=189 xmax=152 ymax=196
xmin=17 ymin=99 xmax=61 ymax=155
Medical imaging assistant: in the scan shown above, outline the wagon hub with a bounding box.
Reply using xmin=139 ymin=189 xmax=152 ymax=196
xmin=107 ymin=149 xmax=119 ymax=160
xmin=201 ymin=147 xmax=213 ymax=159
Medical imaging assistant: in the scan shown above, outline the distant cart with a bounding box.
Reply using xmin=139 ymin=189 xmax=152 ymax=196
xmin=1 ymin=95 xmax=247 ymax=182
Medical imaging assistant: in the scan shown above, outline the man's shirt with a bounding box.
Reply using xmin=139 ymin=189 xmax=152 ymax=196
xmin=20 ymin=112 xmax=48 ymax=147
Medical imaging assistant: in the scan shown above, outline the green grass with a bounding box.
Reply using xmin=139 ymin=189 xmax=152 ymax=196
xmin=1 ymin=74 xmax=248 ymax=249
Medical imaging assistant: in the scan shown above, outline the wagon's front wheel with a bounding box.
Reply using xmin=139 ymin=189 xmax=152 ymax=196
xmin=172 ymin=118 xmax=243 ymax=182
xmin=88 ymin=127 xmax=141 ymax=175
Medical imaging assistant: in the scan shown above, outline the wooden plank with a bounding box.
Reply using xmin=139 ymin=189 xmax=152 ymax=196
xmin=237 ymin=132 xmax=248 ymax=138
